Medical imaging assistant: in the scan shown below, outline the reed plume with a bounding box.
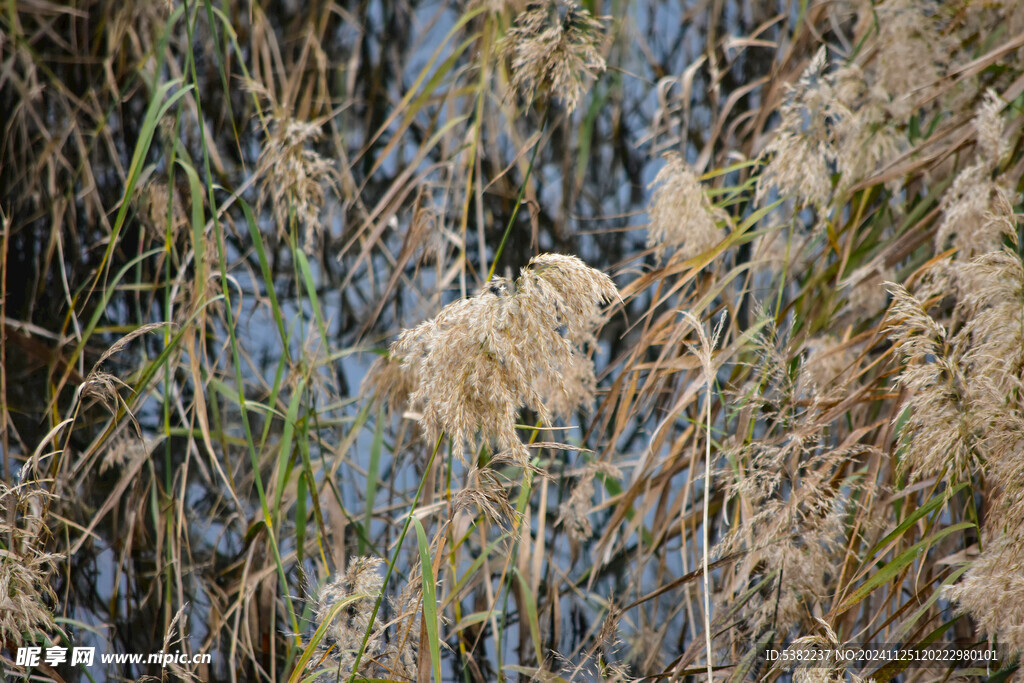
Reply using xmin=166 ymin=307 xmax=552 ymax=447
xmin=500 ymin=0 xmax=607 ymax=113
xmin=646 ymin=153 xmax=727 ymax=262
xmin=392 ymin=253 xmax=618 ymax=463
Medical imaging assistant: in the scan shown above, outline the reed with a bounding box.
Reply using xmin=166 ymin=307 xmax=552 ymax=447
xmin=2 ymin=0 xmax=1023 ymax=680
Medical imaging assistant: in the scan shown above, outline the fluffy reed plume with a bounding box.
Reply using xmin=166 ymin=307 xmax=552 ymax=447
xmin=719 ymin=437 xmax=858 ymax=639
xmin=78 ymin=370 xmax=142 ymax=438
xmin=79 ymin=371 xmax=132 ymax=415
xmin=971 ymin=89 xmax=1009 ymax=163
xmin=557 ymin=467 xmax=596 ymax=544
xmin=533 ymin=351 xmax=599 ymax=418
xmin=830 ymin=65 xmax=903 ymax=191
xmin=756 ymin=49 xmax=836 ymax=210
xmin=500 ymin=0 xmax=607 ymax=113
xmin=803 ymin=334 xmax=859 ymax=395
xmin=383 ymin=577 xmax=422 ymax=681
xmin=842 ymin=261 xmax=893 ymax=317
xmin=256 ymin=116 xmax=337 ymax=251
xmin=361 ymin=352 xmax=418 ymax=415
xmin=948 ymin=533 xmax=1024 ymax=654
xmin=884 ymin=279 xmax=980 ymax=482
xmin=100 ymin=434 xmax=160 ymax=473
xmin=716 ymin=326 xmax=869 ymax=641
xmin=136 ymin=178 xmax=189 ymax=241
xmin=934 ymin=250 xmax=1024 ymax=653
xmin=646 ymin=153 xmax=727 ymax=262
xmin=392 ymin=253 xmax=618 ymax=463
xmin=0 ymin=483 xmax=60 ymax=649
xmin=555 ymin=462 xmax=622 ymax=548
xmin=885 ymin=246 xmax=1023 ymax=487
xmin=308 ymin=556 xmax=422 ymax=681
xmin=935 ymin=92 xmax=1016 ymax=258
xmin=758 ymin=50 xmax=907 ymax=210
xmin=870 ymin=0 xmax=954 ymax=119
xmin=308 ymin=556 xmax=386 ymax=679
xmin=554 ymin=607 xmax=634 ymax=682
xmin=953 ymin=250 xmax=1024 ymax=401
xmin=454 ymin=466 xmax=517 ymax=529
xmin=776 ymin=619 xmax=873 ymax=683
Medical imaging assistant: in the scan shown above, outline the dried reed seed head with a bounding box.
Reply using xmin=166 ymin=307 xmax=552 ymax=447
xmin=533 ymin=351 xmax=597 ymax=418
xmin=946 ymin=534 xmax=1024 ymax=654
xmin=310 ymin=556 xmax=385 ymax=676
xmin=845 ymin=263 xmax=893 ymax=317
xmin=974 ymin=90 xmax=1009 ymax=164
xmin=101 ymin=434 xmax=160 ymax=473
xmin=80 ymin=371 xmax=130 ymax=415
xmin=515 ymin=252 xmax=619 ymax=345
xmin=756 ymin=49 xmax=837 ymax=209
xmin=759 ymin=46 xmax=910 ymax=205
xmin=939 ymin=250 xmax=1024 ymax=651
xmin=954 ymin=249 xmax=1024 ymax=326
xmin=759 ymin=132 xmax=834 ymax=210
xmin=932 ymin=94 xmax=1017 ymax=257
xmin=881 ymin=271 xmax=1024 ymax=482
xmin=256 ymin=116 xmax=337 ymax=252
xmin=500 ymin=1 xmax=607 ymax=113
xmin=454 ymin=467 xmax=518 ymax=529
xmin=136 ymin=178 xmax=188 ymax=241
xmin=717 ymin=356 xmax=867 ymax=639
xmin=778 ymin=620 xmax=844 ymax=680
xmin=557 ymin=469 xmax=595 ymax=543
xmin=382 ymin=578 xmax=422 ymax=680
xmin=727 ymin=482 xmax=851 ymax=637
xmin=391 ymin=253 xmax=617 ymax=462
xmin=394 ymin=292 xmax=534 ymax=458
xmin=646 ymin=153 xmax=727 ymax=262
xmin=935 ymin=165 xmax=1016 ymax=259
xmin=830 ymin=64 xmax=867 ymax=109
xmin=833 ymin=86 xmax=904 ymax=190
xmin=803 ymin=334 xmax=859 ymax=394
xmin=0 ymin=484 xmax=60 ymax=649
xmin=884 ymin=281 xmax=948 ymax=362
xmin=361 ymin=353 xmax=418 ymax=414
xmin=871 ymin=0 xmax=955 ymax=119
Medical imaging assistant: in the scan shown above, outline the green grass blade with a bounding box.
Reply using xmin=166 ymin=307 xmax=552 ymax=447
xmin=512 ymin=567 xmax=543 ymax=665
xmin=868 ymin=481 xmax=969 ymax=558
xmin=413 ymin=517 xmax=443 ymax=683
xmin=273 ymin=379 xmax=306 ymax=527
xmin=288 ymin=592 xmax=371 ymax=683
xmin=361 ymin=405 xmax=385 ymax=555
xmin=839 ymin=521 xmax=976 ymax=613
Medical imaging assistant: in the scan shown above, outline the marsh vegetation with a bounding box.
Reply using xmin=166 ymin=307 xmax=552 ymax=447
xmin=2 ymin=0 xmax=1024 ymax=681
